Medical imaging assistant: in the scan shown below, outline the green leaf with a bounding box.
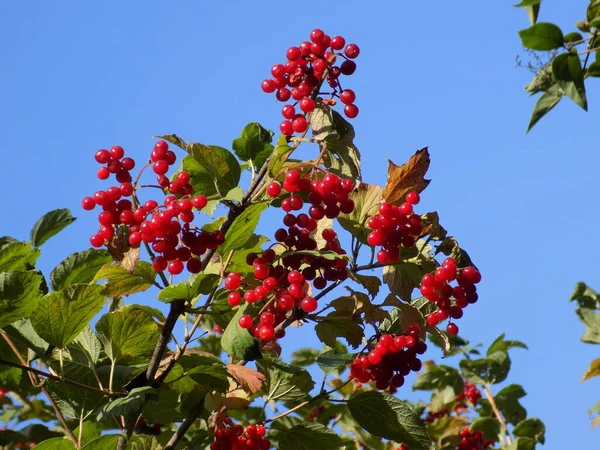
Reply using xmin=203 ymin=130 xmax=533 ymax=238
xmin=96 ymin=309 xmax=160 ymax=363
xmin=32 ymin=438 xmax=77 ymax=450
xmin=588 ymin=0 xmax=600 ymax=22
xmin=73 ymin=422 xmax=102 ymax=447
xmin=311 ymin=106 xmax=361 ymax=180
xmin=257 ymin=357 xmax=314 ymax=402
xmin=232 ymin=122 xmax=274 ymax=170
xmin=0 ymin=239 xmax=40 ymax=272
xmin=525 ymin=4 xmax=541 ymax=25
xmin=220 ymin=202 xmax=268 ymax=255
xmin=100 ymin=387 xmax=157 ymax=418
xmin=526 ymin=85 xmax=562 ymax=132
xmin=81 ymin=435 xmax=120 ymax=450
xmin=552 ymin=52 xmax=587 ymax=110
xmin=514 ymin=0 xmax=541 ymax=6
xmin=93 ymin=262 xmax=157 ymax=297
xmin=513 ymin=418 xmax=545 ymax=444
xmin=268 ymin=134 xmax=293 ymax=177
xmin=30 ymin=209 xmax=76 ymax=247
xmin=337 ymin=183 xmax=382 ymax=244
xmin=186 ymin=143 xmax=241 ymax=196
xmin=315 ymin=310 xmax=365 ymax=349
xmin=383 ymin=257 xmax=437 ymax=302
xmin=518 ymin=23 xmax=564 ymax=50
xmin=180 ymin=155 xmax=220 ymax=198
xmin=291 ymin=348 xmax=320 ymax=367
xmin=278 ymin=423 xmax=345 ymax=450
xmin=564 ymin=32 xmax=584 ymax=43
xmin=347 ymin=391 xmax=433 ymax=450
xmin=157 ymin=273 xmax=220 ymax=303
xmin=127 ymin=435 xmax=163 ymax=450
xmin=0 ymin=271 xmax=44 ymax=328
xmin=587 ymin=61 xmax=600 ymax=77
xmin=349 ymin=273 xmax=382 ymax=299
xmin=575 ymin=307 xmax=600 ymax=344
xmin=7 ymin=318 xmax=49 ymax=356
xmin=176 ymin=354 xmax=229 ymax=392
xmin=412 ymin=364 xmax=463 ymax=394
xmin=470 ymin=418 xmax=501 ymax=441
xmin=495 ymin=384 xmax=527 ymax=425
xmin=487 ymin=334 xmax=528 ymax=356
xmin=221 ymin=304 xmax=261 ymax=361
xmin=506 ymin=437 xmax=536 ymax=450
xmin=570 ymin=282 xmax=600 ymax=309
xmin=50 ymin=249 xmax=112 ymax=291
xmin=459 ymin=351 xmax=511 ymax=385
xmin=30 ymin=284 xmax=106 ymax=348
xmin=317 ymin=349 xmax=355 ymax=376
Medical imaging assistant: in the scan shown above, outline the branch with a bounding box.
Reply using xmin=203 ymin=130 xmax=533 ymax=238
xmin=164 ymin=403 xmax=204 ymax=450
xmin=482 ymin=385 xmax=512 ymax=446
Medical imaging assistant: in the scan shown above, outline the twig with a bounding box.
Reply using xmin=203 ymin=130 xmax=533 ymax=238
xmin=164 ymin=403 xmax=204 ymax=450
xmin=482 ymin=385 xmax=512 ymax=446
xmin=263 ymin=377 xmax=354 ymax=424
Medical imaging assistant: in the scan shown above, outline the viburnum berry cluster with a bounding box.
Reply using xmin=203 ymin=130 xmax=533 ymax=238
xmin=366 ymin=192 xmax=422 ymax=264
xmin=225 ymin=169 xmax=355 ymax=341
xmin=210 ymin=422 xmax=270 ymax=450
xmin=455 ymin=380 xmax=482 ymax=409
xmin=261 ymin=28 xmax=360 ymax=136
xmin=419 ymin=257 xmax=482 ymax=336
xmin=457 ymin=427 xmax=495 ymax=450
xmin=82 ymin=141 xmax=222 ymax=275
xmin=349 ymin=324 xmax=427 ymax=391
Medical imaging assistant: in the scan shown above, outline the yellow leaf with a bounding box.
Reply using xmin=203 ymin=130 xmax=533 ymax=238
xmin=582 ymin=358 xmax=600 ymax=381
xmin=383 ymin=148 xmax=431 ymax=206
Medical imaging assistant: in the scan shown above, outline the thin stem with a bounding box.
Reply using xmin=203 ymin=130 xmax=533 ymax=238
xmin=0 ymin=358 xmax=124 ymax=397
xmin=482 ymin=385 xmax=512 ymax=446
xmin=0 ymin=333 xmax=80 ymax=448
xmin=109 ymin=360 xmax=116 ymax=394
xmin=263 ymin=377 xmax=354 ymax=424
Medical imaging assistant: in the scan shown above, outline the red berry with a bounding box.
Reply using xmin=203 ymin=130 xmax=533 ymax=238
xmin=153 ymin=160 xmax=169 ymax=175
xmin=282 ymin=105 xmax=296 ymax=119
xmin=287 ymin=270 xmax=304 ymax=284
xmin=339 ymin=89 xmax=356 ymax=105
xmin=286 ymin=46 xmax=301 ymax=61
xmin=258 ymin=325 xmax=275 ymax=341
xmin=447 ymin=323 xmax=459 ymax=335
xmin=299 ymin=98 xmax=315 ymax=112
xmin=280 ymin=120 xmax=294 ymax=136
xmin=82 ymin=197 xmax=96 ymax=210
xmin=310 ymin=29 xmax=325 ymax=43
xmin=260 ymin=312 xmax=275 ymax=326
xmin=292 ymin=117 xmax=308 ymax=133
xmin=345 ymin=44 xmax=360 ymax=59
xmin=406 ymin=191 xmax=420 ymax=205
xmin=95 ymin=149 xmax=110 ymax=164
xmin=340 ymin=60 xmax=356 ymax=75
xmin=330 ymin=35 xmax=346 ymax=50
xmin=267 ymin=182 xmax=282 ymax=198
xmin=90 ymin=234 xmax=104 ymax=248
xmin=168 ymin=260 xmax=184 ymax=275
xmin=344 ymin=104 xmax=359 ymax=119
xmin=261 ymin=79 xmax=276 ymax=93
xmin=301 ymin=296 xmax=318 ymax=312
xmin=97 ymin=167 xmax=110 ymax=180
xmin=110 ymin=146 xmax=125 ymax=159
xmin=239 ymin=315 xmax=253 ymax=329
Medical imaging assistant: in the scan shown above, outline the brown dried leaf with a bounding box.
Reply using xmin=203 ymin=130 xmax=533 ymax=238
xmin=227 ymin=364 xmax=266 ymax=395
xmin=383 ymin=148 xmax=431 ymax=206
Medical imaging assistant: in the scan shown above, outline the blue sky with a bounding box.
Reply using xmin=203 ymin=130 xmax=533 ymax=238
xmin=1 ymin=1 xmax=599 ymax=448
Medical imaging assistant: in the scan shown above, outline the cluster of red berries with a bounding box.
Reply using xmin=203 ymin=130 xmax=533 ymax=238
xmin=425 ymin=408 xmax=449 ymax=423
xmin=226 ymin=170 xmax=355 ymax=341
xmin=82 ymin=141 xmax=221 ymax=275
xmin=455 ymin=380 xmax=481 ymax=409
xmin=210 ymin=423 xmax=270 ymax=450
xmin=349 ymin=324 xmax=427 ymax=391
xmin=419 ymin=257 xmax=482 ymax=336
xmin=457 ymin=427 xmax=494 ymax=450
xmin=366 ymin=192 xmax=423 ymax=264
xmin=261 ymin=29 xmax=360 ymax=136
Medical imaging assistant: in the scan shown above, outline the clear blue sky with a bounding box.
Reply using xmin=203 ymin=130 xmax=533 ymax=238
xmin=1 ymin=1 xmax=598 ymax=448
